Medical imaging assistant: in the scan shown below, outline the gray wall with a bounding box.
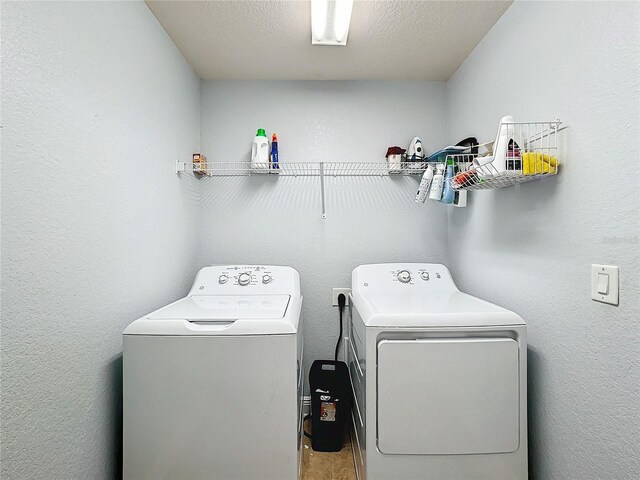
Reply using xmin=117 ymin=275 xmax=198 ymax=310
xmin=446 ymin=2 xmax=640 ymax=479
xmin=199 ymin=81 xmax=449 ymax=383
xmin=1 ymin=2 xmax=200 ymax=478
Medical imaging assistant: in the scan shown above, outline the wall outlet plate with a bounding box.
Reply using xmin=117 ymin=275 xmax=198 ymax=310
xmin=591 ymin=264 xmax=619 ymax=306
xmin=332 ymin=288 xmax=351 ymax=306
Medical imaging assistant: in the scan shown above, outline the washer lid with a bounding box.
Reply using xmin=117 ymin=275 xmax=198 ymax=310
xmin=124 ymin=294 xmax=300 ymax=336
xmin=148 ymin=295 xmax=290 ymax=320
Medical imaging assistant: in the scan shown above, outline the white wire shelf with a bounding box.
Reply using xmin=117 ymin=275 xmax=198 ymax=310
xmin=175 ymin=119 xmax=565 ymax=215
xmin=184 ymin=161 xmax=431 ymax=177
xmin=174 ymin=161 xmax=432 ymax=219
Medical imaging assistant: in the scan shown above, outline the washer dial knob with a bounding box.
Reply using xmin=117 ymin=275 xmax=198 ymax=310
xmin=420 ymin=272 xmax=430 ymax=281
xmin=218 ymin=274 xmax=228 ymax=284
xmin=397 ymin=270 xmax=411 ymax=283
xmin=238 ymin=273 xmax=252 ymax=286
xmin=262 ymin=274 xmax=272 ymax=284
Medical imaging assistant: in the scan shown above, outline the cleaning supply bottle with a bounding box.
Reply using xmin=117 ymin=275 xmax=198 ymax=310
xmin=415 ymin=164 xmax=434 ymax=203
xmin=440 ymin=159 xmax=456 ymax=204
xmin=270 ymin=133 xmax=279 ymax=170
xmin=251 ymin=128 xmax=269 ymax=169
xmin=492 ymin=115 xmax=514 ymax=172
xmin=428 ymin=163 xmax=445 ymax=200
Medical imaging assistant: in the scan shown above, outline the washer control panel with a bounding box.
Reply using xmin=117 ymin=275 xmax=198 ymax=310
xmin=190 ymin=265 xmax=300 ymax=296
xmin=218 ymin=266 xmax=276 ymax=287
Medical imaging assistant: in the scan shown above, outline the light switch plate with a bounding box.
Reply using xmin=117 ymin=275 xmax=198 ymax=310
xmin=332 ymin=288 xmax=351 ymax=306
xmin=591 ymin=264 xmax=619 ymax=305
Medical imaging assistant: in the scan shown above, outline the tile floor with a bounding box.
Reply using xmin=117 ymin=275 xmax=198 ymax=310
xmin=302 ymin=418 xmax=357 ymax=480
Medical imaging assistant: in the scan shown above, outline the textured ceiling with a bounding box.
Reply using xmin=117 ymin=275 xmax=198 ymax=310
xmin=146 ymin=1 xmax=512 ymax=81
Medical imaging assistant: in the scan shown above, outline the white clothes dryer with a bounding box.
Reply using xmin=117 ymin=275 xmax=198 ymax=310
xmin=347 ymin=263 xmax=527 ymax=480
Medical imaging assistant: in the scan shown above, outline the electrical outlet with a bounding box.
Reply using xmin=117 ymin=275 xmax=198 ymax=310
xmin=332 ymin=288 xmax=351 ymax=306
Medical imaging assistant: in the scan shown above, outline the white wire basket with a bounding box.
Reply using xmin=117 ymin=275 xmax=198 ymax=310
xmin=447 ymin=121 xmax=563 ymax=191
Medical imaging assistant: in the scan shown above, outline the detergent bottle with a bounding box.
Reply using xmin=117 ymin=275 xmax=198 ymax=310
xmin=251 ymin=129 xmax=269 ymax=169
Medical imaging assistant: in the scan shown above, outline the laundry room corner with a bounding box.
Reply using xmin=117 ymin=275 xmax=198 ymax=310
xmin=444 ymin=1 xmax=640 ymax=478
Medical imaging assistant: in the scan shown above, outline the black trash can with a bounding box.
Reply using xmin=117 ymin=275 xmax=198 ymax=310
xmin=309 ymin=360 xmax=350 ymax=452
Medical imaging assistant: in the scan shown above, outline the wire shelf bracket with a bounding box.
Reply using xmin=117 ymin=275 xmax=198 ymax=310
xmin=319 ymin=161 xmax=326 ymax=219
xmin=176 ymin=159 xmax=187 ymax=174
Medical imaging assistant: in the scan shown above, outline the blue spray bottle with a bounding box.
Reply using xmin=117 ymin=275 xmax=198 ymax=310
xmin=271 ymin=133 xmax=279 ymax=170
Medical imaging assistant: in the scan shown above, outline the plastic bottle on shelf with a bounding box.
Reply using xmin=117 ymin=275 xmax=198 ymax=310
xmin=251 ymin=129 xmax=269 ymax=170
xmin=428 ymin=163 xmax=445 ymax=200
xmin=271 ymin=133 xmax=279 ymax=170
xmin=492 ymin=115 xmax=514 ymax=172
xmin=440 ymin=159 xmax=456 ymax=204
xmin=415 ymin=164 xmax=434 ymax=203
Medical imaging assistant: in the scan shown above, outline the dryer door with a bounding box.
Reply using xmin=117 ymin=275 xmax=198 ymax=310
xmin=377 ymin=337 xmax=520 ymax=455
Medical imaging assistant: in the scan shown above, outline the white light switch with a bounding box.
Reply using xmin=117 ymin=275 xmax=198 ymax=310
xmin=591 ymin=265 xmax=619 ymax=305
xmin=597 ymin=273 xmax=609 ymax=295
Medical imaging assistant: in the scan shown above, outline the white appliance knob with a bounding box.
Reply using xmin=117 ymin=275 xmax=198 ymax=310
xmin=218 ymin=274 xmax=228 ymax=284
xmin=238 ymin=273 xmax=251 ymax=286
xmin=397 ymin=270 xmax=411 ymax=283
xmin=262 ymin=274 xmax=272 ymax=284
xmin=420 ymin=272 xmax=430 ymax=281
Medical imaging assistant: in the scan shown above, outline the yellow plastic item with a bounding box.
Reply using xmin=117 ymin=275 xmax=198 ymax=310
xmin=522 ymin=152 xmax=558 ymax=175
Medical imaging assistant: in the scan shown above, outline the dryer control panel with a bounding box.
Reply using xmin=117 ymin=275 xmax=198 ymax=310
xmin=189 ymin=265 xmax=301 ymax=297
xmin=391 ymin=265 xmax=449 ymax=285
xmin=354 ymin=263 xmax=458 ymax=294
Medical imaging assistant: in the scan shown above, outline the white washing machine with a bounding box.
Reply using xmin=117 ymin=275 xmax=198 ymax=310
xmin=123 ymin=265 xmax=303 ymax=480
xmin=347 ymin=263 xmax=527 ymax=480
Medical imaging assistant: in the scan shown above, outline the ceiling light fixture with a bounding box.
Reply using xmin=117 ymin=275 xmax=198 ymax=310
xmin=311 ymin=0 xmax=354 ymax=46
